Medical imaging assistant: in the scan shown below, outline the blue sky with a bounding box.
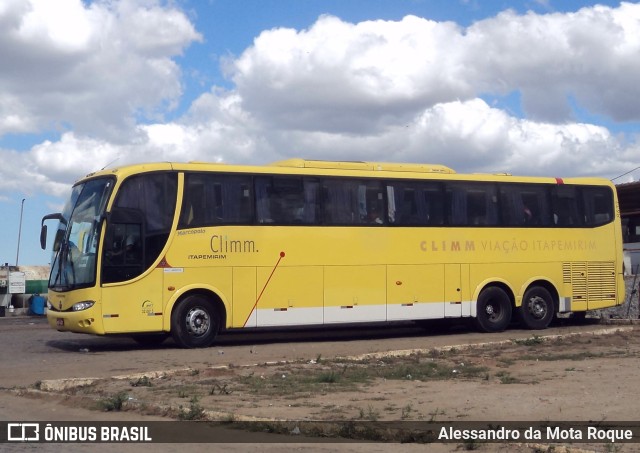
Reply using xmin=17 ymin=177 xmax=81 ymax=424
xmin=0 ymin=0 xmax=639 ymax=266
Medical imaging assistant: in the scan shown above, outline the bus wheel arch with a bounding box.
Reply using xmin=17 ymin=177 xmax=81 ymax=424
xmin=170 ymin=290 xmax=227 ymax=348
xmin=473 ymin=283 xmax=513 ymax=333
xmin=518 ymin=282 xmax=557 ymax=330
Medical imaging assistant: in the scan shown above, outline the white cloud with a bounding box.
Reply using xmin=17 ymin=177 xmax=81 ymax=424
xmin=2 ymin=1 xmax=640 ymax=201
xmin=251 ymin=98 xmax=626 ymax=178
xmin=0 ymin=0 xmax=201 ymax=139
xmin=231 ymin=4 xmax=640 ymax=129
xmin=18 ymin=0 xmax=94 ymax=51
xmin=231 ymin=15 xmax=472 ymax=134
xmin=465 ymin=3 xmax=640 ymax=122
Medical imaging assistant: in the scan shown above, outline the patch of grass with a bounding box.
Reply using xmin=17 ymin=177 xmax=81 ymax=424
xmin=462 ymin=439 xmax=481 ymax=450
xmin=221 ymin=412 xmax=236 ymax=423
xmin=178 ymin=396 xmax=206 ymax=420
xmin=496 ymin=358 xmax=516 ymax=367
xmin=513 ymin=335 xmax=545 ymax=346
xmin=376 ymin=361 xmax=488 ymax=381
xmin=401 ymin=403 xmax=414 ymax=419
xmin=130 ymin=376 xmax=153 ymax=387
xmin=357 ymin=405 xmax=379 ymax=421
xmin=239 ymin=366 xmax=370 ymax=397
xmin=383 ymin=403 xmax=397 ymax=413
xmin=209 ymin=382 xmax=232 ymax=395
xmin=520 ymin=351 xmax=604 ymax=361
xmin=496 ymin=371 xmax=520 ymax=384
xmin=98 ymin=391 xmax=128 ymax=411
xmin=428 ymin=407 xmax=445 ymax=422
xmin=316 ymin=370 xmax=340 ymax=383
xmin=212 ymin=355 xmax=490 ymax=400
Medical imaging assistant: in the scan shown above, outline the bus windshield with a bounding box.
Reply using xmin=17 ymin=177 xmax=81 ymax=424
xmin=49 ymin=177 xmax=113 ymax=290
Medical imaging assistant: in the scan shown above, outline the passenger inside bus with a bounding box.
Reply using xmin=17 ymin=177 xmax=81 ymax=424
xmin=367 ymin=207 xmax=383 ymax=224
xmin=106 ymin=232 xmax=140 ymax=262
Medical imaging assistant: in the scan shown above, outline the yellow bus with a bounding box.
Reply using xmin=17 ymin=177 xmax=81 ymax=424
xmin=40 ymin=159 xmax=625 ymax=348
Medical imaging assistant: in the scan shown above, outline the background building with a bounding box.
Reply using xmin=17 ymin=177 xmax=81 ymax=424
xmin=617 ymin=181 xmax=640 ymax=275
xmin=0 ymin=265 xmax=49 ymax=316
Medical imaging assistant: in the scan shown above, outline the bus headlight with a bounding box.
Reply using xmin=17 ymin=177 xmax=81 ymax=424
xmin=72 ymin=301 xmax=95 ymax=312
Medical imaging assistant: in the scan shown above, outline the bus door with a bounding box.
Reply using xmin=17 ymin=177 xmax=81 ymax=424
xmin=444 ymin=263 xmax=471 ymax=317
xmin=386 ymin=264 xmax=445 ymax=320
xmin=101 ymin=271 xmax=165 ymax=333
xmin=444 ymin=264 xmax=463 ymax=317
xmin=101 ymin=209 xmax=164 ymax=333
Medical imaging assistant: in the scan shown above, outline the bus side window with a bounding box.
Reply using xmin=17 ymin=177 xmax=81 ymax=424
xmin=106 ymin=172 xmax=177 ymax=281
xmin=322 ymin=179 xmax=358 ymax=225
xmin=360 ymin=183 xmax=384 ymax=225
xmin=582 ymin=186 xmax=613 ymax=226
xmin=254 ymin=177 xmax=319 ymax=225
xmin=180 ymin=181 xmax=204 ymax=226
xmin=386 ymin=181 xmax=443 ymax=226
xmin=447 ymin=183 xmax=498 ymax=226
xmin=180 ymin=174 xmax=253 ymax=228
xmin=302 ymin=179 xmax=320 ymax=224
xmin=321 ymin=179 xmax=382 ymax=225
xmin=552 ymin=185 xmax=583 ymax=226
xmin=499 ymin=184 xmax=551 ymax=227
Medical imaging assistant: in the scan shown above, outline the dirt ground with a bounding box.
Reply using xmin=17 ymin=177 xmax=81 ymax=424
xmin=9 ymin=321 xmax=640 ymax=452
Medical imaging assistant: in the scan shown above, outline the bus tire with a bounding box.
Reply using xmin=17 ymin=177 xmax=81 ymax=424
xmin=519 ymin=286 xmax=555 ymax=329
xmin=171 ymin=295 xmax=220 ymax=348
xmin=474 ymin=287 xmax=512 ymax=333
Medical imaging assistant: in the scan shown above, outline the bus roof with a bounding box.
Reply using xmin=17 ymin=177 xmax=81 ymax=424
xmin=78 ymin=159 xmax=613 ymax=188
xmin=270 ymin=158 xmax=456 ymax=174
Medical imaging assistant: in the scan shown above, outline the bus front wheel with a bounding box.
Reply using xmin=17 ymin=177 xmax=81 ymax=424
xmin=474 ymin=287 xmax=512 ymax=333
xmin=519 ymin=286 xmax=555 ymax=330
xmin=171 ymin=295 xmax=220 ymax=348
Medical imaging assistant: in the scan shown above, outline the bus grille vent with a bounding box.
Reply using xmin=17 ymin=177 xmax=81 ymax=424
xmin=562 ymin=262 xmax=616 ymax=303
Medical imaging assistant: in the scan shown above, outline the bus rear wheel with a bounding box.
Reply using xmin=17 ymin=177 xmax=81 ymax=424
xmin=474 ymin=287 xmax=512 ymax=333
xmin=171 ymin=295 xmax=220 ymax=348
xmin=519 ymin=286 xmax=555 ymax=330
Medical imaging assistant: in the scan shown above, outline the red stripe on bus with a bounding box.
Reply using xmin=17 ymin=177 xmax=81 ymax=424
xmin=243 ymin=252 xmax=286 ymax=327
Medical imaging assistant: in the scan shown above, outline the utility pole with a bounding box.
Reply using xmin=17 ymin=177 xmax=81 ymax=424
xmin=16 ymin=198 xmax=25 ymax=266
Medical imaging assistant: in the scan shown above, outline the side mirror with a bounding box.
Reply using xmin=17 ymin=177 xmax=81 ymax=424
xmin=40 ymin=213 xmax=65 ymax=250
xmin=40 ymin=225 xmax=48 ymax=250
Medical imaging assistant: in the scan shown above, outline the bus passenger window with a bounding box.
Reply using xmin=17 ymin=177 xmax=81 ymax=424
xmin=322 ymin=179 xmax=383 ymax=225
xmin=447 ymin=183 xmax=498 ymax=226
xmin=255 ymin=177 xmax=319 ymax=225
xmin=498 ymin=184 xmax=551 ymax=227
xmin=582 ymin=186 xmax=613 ymax=226
xmin=386 ymin=181 xmax=443 ymax=226
xmin=180 ymin=174 xmax=252 ymax=227
xmin=551 ymin=185 xmax=582 ymax=226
